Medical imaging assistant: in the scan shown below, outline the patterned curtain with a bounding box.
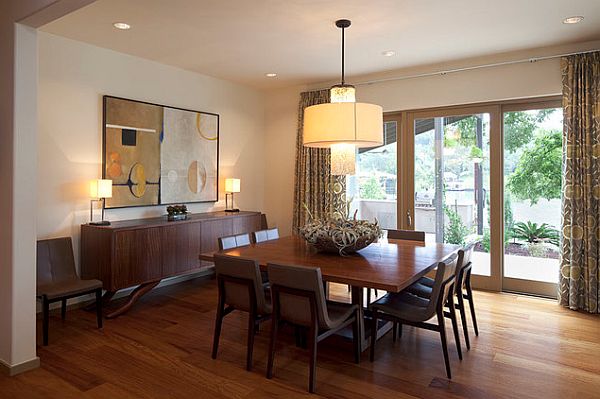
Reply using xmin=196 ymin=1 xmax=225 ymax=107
xmin=559 ymin=51 xmax=600 ymax=313
xmin=292 ymin=90 xmax=346 ymax=233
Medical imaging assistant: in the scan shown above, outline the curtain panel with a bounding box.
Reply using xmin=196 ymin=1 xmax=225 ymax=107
xmin=560 ymin=51 xmax=600 ymax=313
xmin=292 ymin=90 xmax=346 ymax=233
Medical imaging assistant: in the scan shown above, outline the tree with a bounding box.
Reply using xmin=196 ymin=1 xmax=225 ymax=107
xmin=455 ymin=109 xmax=554 ymax=153
xmin=360 ymin=176 xmax=386 ymax=200
xmin=507 ymin=130 xmax=562 ymax=204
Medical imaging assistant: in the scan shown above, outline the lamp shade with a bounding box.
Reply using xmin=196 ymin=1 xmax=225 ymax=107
xmin=303 ymin=102 xmax=383 ymax=148
xmin=225 ymin=178 xmax=241 ymax=193
xmin=90 ymin=179 xmax=112 ymax=199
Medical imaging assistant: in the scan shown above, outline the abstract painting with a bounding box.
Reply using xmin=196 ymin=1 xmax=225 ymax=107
xmin=103 ymin=96 xmax=219 ymax=208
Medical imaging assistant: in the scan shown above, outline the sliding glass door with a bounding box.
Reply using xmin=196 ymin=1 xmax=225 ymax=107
xmin=396 ymin=98 xmax=562 ymax=296
xmin=501 ymin=103 xmax=562 ymax=297
xmin=402 ymin=106 xmax=500 ymax=289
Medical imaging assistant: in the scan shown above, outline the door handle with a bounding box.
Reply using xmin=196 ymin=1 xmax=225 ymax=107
xmin=406 ymin=209 xmax=412 ymax=227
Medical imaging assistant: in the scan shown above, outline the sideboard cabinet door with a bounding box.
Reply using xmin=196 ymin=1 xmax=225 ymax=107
xmin=114 ymin=228 xmax=163 ymax=289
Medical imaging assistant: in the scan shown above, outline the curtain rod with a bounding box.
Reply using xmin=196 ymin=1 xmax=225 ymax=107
xmin=312 ymin=48 xmax=599 ymax=90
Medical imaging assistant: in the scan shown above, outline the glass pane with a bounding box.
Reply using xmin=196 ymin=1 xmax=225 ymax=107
xmin=348 ymin=121 xmax=397 ymax=229
xmin=414 ymin=114 xmax=491 ymax=276
xmin=503 ymin=108 xmax=562 ymax=283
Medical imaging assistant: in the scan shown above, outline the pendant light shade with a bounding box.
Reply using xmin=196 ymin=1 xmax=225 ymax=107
xmin=303 ymin=102 xmax=383 ymax=148
xmin=302 ymin=19 xmax=383 ymax=175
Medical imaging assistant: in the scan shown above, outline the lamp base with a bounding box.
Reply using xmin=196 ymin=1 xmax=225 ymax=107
xmin=224 ymin=208 xmax=240 ymax=213
xmin=90 ymin=220 xmax=111 ymax=226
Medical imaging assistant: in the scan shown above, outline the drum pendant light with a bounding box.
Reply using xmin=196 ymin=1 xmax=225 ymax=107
xmin=303 ymin=19 xmax=383 ymax=175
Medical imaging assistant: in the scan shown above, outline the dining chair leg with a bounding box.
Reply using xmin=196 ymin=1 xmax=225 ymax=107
xmin=398 ymin=323 xmax=403 ymax=338
xmin=95 ymin=288 xmax=103 ymax=329
xmin=437 ymin=309 xmax=452 ymax=379
xmin=211 ymin=294 xmax=225 ymax=359
xmin=308 ymin=322 xmax=318 ymax=393
xmin=456 ymin=291 xmax=470 ymax=350
xmin=42 ymin=295 xmax=50 ymax=346
xmin=369 ymin=309 xmax=379 ymax=362
xmin=61 ymin=299 xmax=67 ymax=320
xmin=392 ymin=322 xmax=398 ymax=342
xmin=447 ymin=294 xmax=462 ymax=361
xmin=366 ymin=289 xmax=372 ymax=305
xmin=246 ymin=312 xmax=256 ymax=371
xmin=465 ymin=281 xmax=479 ymax=336
xmin=352 ymin=314 xmax=360 ymax=364
xmin=266 ymin=314 xmax=279 ymax=379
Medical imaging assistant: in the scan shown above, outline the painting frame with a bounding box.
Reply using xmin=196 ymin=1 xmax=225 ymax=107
xmin=102 ymin=95 xmax=220 ymax=209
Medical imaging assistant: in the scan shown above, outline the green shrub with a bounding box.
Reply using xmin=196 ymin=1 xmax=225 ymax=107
xmin=512 ymin=221 xmax=559 ymax=247
xmin=444 ymin=206 xmax=470 ymax=245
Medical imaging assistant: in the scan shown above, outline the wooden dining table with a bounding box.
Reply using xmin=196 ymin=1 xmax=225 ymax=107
xmin=200 ymin=235 xmax=459 ymax=352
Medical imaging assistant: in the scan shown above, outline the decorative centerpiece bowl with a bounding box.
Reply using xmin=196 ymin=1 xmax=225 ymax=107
xmin=167 ymin=204 xmax=188 ymax=221
xmin=299 ymin=212 xmax=382 ymax=256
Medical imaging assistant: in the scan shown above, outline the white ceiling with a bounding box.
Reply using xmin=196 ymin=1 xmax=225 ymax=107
xmin=42 ymin=0 xmax=600 ymax=89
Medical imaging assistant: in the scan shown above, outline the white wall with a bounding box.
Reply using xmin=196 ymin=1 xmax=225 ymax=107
xmin=38 ymin=32 xmax=266 ymax=274
xmin=262 ymin=41 xmax=600 ymax=234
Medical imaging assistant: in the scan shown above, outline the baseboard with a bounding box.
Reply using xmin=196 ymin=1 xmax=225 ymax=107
xmin=0 ymin=356 xmax=40 ymax=376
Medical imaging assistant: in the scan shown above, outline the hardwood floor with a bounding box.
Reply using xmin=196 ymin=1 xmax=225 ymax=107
xmin=1 ymin=277 xmax=599 ymax=398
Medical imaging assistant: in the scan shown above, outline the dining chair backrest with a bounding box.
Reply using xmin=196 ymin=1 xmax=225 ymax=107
xmin=37 ymin=237 xmax=78 ymax=286
xmin=218 ymin=233 xmax=252 ymax=250
xmin=425 ymin=254 xmax=459 ymax=317
xmin=456 ymin=242 xmax=476 ymax=290
xmin=267 ymin=263 xmax=333 ymax=330
xmin=214 ymin=254 xmax=269 ymax=314
xmin=253 ymin=228 xmax=280 ymax=243
xmin=387 ymin=229 xmax=425 ymax=242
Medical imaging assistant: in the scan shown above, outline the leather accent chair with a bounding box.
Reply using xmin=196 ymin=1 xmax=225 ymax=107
xmin=36 ymin=237 xmax=103 ymax=346
xmin=266 ymin=263 xmax=360 ymax=393
xmin=211 ymin=254 xmax=271 ymax=371
xmin=369 ymin=254 xmax=460 ymax=379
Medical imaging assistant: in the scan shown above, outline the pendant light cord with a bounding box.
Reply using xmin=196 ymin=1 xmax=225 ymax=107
xmin=341 ymin=25 xmax=345 ymax=85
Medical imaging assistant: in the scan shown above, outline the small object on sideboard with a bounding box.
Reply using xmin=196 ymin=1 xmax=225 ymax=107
xmin=167 ymin=204 xmax=188 ymax=221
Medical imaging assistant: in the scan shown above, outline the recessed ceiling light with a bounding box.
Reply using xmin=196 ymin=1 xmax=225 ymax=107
xmin=265 ymin=73 xmax=277 ymax=77
xmin=113 ymin=22 xmax=131 ymax=30
xmin=563 ymin=16 xmax=584 ymax=24
xmin=382 ymin=50 xmax=396 ymax=57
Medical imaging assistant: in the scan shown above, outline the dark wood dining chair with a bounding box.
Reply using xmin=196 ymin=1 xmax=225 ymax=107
xmin=410 ymin=243 xmax=478 ymax=349
xmin=387 ymin=229 xmax=426 ymax=242
xmin=36 ymin=237 xmax=103 ymax=346
xmin=266 ymin=263 xmax=360 ymax=393
xmin=218 ymin=233 xmax=251 ymax=250
xmin=252 ymin=228 xmax=280 ymax=243
xmin=369 ymin=254 xmax=460 ymax=379
xmin=211 ymin=254 xmax=272 ymax=371
xmin=364 ymin=229 xmax=426 ymax=304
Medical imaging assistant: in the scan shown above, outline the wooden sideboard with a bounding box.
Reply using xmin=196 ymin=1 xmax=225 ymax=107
xmin=81 ymin=211 xmax=264 ymax=317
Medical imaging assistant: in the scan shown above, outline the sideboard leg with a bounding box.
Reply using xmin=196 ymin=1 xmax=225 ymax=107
xmin=105 ymin=280 xmax=160 ymax=319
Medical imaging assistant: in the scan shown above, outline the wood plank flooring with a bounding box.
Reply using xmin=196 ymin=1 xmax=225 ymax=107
xmin=1 ymin=277 xmax=599 ymax=398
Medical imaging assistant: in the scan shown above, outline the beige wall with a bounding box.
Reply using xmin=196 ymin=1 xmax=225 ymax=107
xmin=262 ymin=41 xmax=600 ymax=235
xmin=37 ymin=32 xmax=266 ymax=272
xmin=263 ymin=85 xmax=306 ymax=235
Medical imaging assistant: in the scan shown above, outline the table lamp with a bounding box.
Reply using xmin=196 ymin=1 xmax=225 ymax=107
xmin=90 ymin=179 xmax=112 ymax=225
xmin=224 ymin=178 xmax=240 ymax=212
